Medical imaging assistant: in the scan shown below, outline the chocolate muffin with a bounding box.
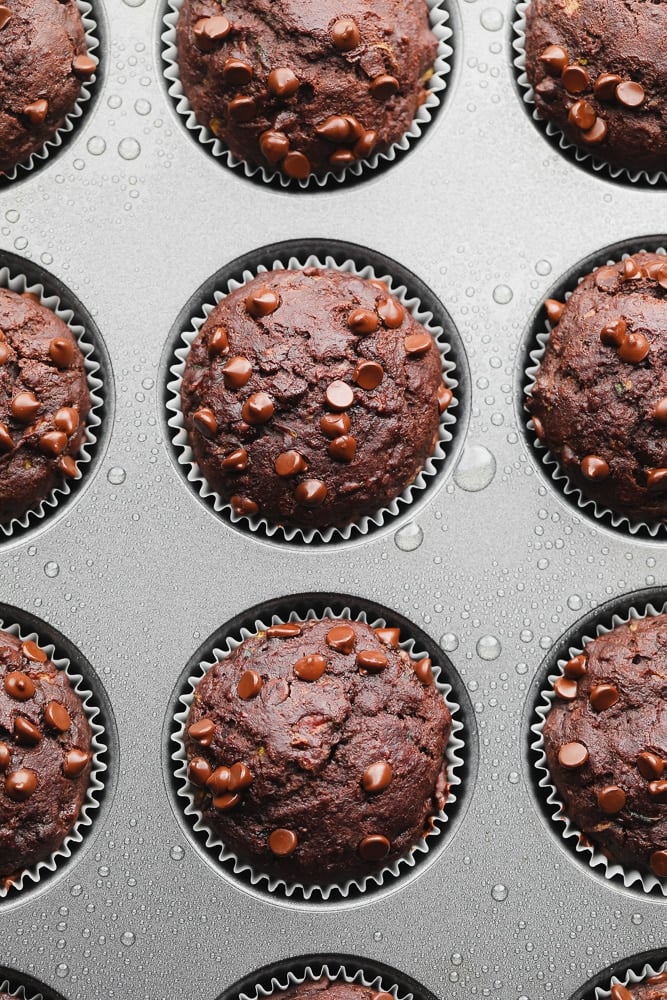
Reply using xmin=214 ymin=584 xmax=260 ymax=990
xmin=541 ymin=614 xmax=667 ymax=880
xmin=526 ymin=252 xmax=667 ymax=526
xmin=183 ymin=616 xmax=451 ymax=884
xmin=523 ymin=0 xmax=667 ymax=174
xmin=278 ymin=980 xmax=393 ymax=1000
xmin=0 ymin=287 xmax=91 ymax=525
xmin=612 ymin=975 xmax=667 ymax=1000
xmin=0 ymin=630 xmax=92 ymax=884
xmin=180 ymin=267 xmax=451 ymax=532
xmin=175 ymin=0 xmax=437 ymax=179
xmin=0 ymin=0 xmax=96 ymax=175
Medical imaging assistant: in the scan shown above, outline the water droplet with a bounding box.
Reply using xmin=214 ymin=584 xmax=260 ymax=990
xmin=86 ymin=136 xmax=106 ymax=156
xmin=515 ymin=662 xmax=528 ymax=675
xmin=169 ymin=845 xmax=184 ymax=861
xmin=491 ymin=884 xmax=508 ymax=901
xmin=492 ymin=284 xmax=513 ymax=304
xmin=567 ymin=594 xmax=583 ymax=611
xmin=508 ymin=771 xmax=519 ymax=784
xmin=118 ymin=137 xmax=141 ymax=160
xmin=520 ymin=629 xmax=533 ymax=643
xmin=71 ymin=884 xmax=83 ymax=896
xmin=14 ymin=236 xmax=28 ymax=251
xmin=73 ymin=159 xmax=85 ymax=171
xmin=440 ymin=632 xmax=459 ymax=652
xmin=5 ymin=210 xmax=19 ymax=223
xmin=122 ymin=0 xmax=145 ymax=7
xmin=535 ymin=259 xmax=552 ymax=276
xmin=55 ymin=964 xmax=69 ymax=979
xmin=477 ymin=635 xmax=501 ymax=660
xmin=480 ymin=7 xmax=504 ymax=30
xmin=107 ymin=94 xmax=122 ymax=109
xmin=454 ymin=444 xmax=496 ymax=491
xmin=107 ymin=466 xmax=126 ymax=485
xmin=373 ymin=931 xmax=383 ymax=942
xmin=141 ymin=377 xmax=154 ymax=390
xmin=40 ymin=252 xmax=53 ymax=266
xmin=135 ymin=98 xmax=152 ymax=116
xmin=98 ymin=865 xmax=109 ymax=876
xmin=631 ymin=913 xmax=643 ymax=925
xmin=394 ymin=522 xmax=423 ymax=551
xmin=451 ymin=954 xmax=462 ymax=966
xmin=120 ymin=930 xmax=135 ymax=946
xmin=44 ymin=561 xmax=60 ymax=578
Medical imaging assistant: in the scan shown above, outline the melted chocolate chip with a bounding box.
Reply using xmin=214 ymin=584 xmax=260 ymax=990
xmin=222 ymin=356 xmax=252 ymax=388
xmin=330 ymin=17 xmax=360 ymax=51
xmin=582 ymin=118 xmax=608 ymax=145
xmin=49 ymin=337 xmax=75 ymax=368
xmin=638 ymin=751 xmax=664 ymax=780
xmin=54 ymin=407 xmax=79 ymax=436
xmin=193 ymin=14 xmax=231 ymax=51
xmin=600 ymin=319 xmax=627 ymax=347
xmin=413 ymin=657 xmax=434 ymax=686
xmin=59 ymin=456 xmax=78 ymax=478
xmin=266 ymin=623 xmax=302 ymax=638
xmin=594 ymin=72 xmax=622 ymax=101
xmin=72 ymin=54 xmax=96 ymax=77
xmin=370 ymin=74 xmax=399 ymax=100
xmin=325 ymin=380 xmax=354 ymax=411
xmin=4 ymin=670 xmax=35 ymax=700
xmin=554 ymin=676 xmax=578 ymax=701
xmin=610 ymin=986 xmax=633 ymax=1000
xmin=188 ymin=718 xmax=215 ymax=745
xmin=206 ymin=766 xmax=231 ymax=793
xmin=328 ymin=434 xmax=357 ymax=462
xmin=10 ymin=390 xmax=40 ymax=422
xmin=223 ymin=58 xmax=253 ymax=86
xmin=348 ymin=308 xmax=379 ymax=335
xmin=246 ymin=288 xmax=280 ymax=318
xmin=358 ymin=833 xmax=390 ymax=861
xmin=44 ymin=701 xmax=71 ymax=732
xmin=228 ymin=761 xmax=253 ymax=791
xmin=230 ymin=495 xmax=259 ymax=516
xmin=282 ymin=151 xmax=311 ymax=179
xmin=274 ymin=450 xmax=307 ymax=477
xmin=581 ymin=455 xmax=610 ymax=480
xmin=356 ymin=649 xmax=388 ymax=673
xmin=24 ymin=99 xmax=48 ymax=125
xmin=294 ymin=653 xmax=327 ymax=681
xmin=188 ymin=757 xmax=212 ymax=786
xmin=0 ymin=742 xmax=9 ymax=770
xmin=568 ymin=100 xmax=596 ymax=131
xmin=558 ymin=741 xmax=589 ymax=769
xmin=193 ymin=407 xmax=217 ymax=438
xmin=362 ymin=760 xmax=393 ymax=793
xmin=404 ymin=333 xmax=432 ymax=357
xmin=648 ymin=780 xmax=667 ymax=798
xmin=561 ymin=65 xmax=590 ymax=94
xmin=540 ymin=44 xmax=568 ymax=76
xmin=63 ymin=748 xmax=90 ymax=778
xmin=377 ymin=296 xmax=404 ymax=328
xmin=213 ymin=792 xmax=240 ymax=811
xmin=326 ymin=623 xmax=356 ymax=653
xmin=544 ymin=299 xmax=565 ymax=325
xmin=237 ymin=669 xmax=262 ymax=700
xmin=354 ymin=360 xmax=384 ymax=390
xmin=590 ymin=683 xmax=619 ymax=711
xmin=242 ymin=392 xmax=274 ymax=425
xmin=618 ymin=332 xmax=650 ymax=363
xmin=39 ymin=431 xmax=68 ymax=456
xmin=5 ymin=767 xmax=37 ymax=800
xmin=0 ymin=5 xmax=11 ymax=29
xmin=597 ymin=785 xmax=626 ymax=814
xmin=21 ymin=640 xmax=46 ymax=663
xmin=228 ymin=96 xmax=257 ymax=123
xmin=316 ymin=116 xmax=355 ymax=142
xmin=15 ymin=717 xmax=41 ymax=745
xmin=259 ymin=130 xmax=290 ymax=165
xmin=294 ymin=479 xmax=327 ymax=506
xmin=647 ymin=468 xmax=667 ymax=490
xmin=320 ymin=412 xmax=351 ymax=438
xmin=438 ymin=384 xmax=453 ymax=413
xmin=268 ymin=67 xmax=299 ymax=98
xmin=616 ymin=80 xmax=645 ymax=108
xmin=0 ymin=424 xmax=13 ymax=451
xmin=268 ymin=828 xmax=298 ymax=855
xmin=222 ymin=448 xmax=248 ymax=471
xmin=564 ymin=654 xmax=587 ymax=678
xmin=374 ymin=627 xmax=400 ymax=647
xmin=650 ymin=850 xmax=667 ymax=877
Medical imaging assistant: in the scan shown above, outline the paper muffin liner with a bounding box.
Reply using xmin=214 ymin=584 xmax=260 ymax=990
xmin=523 ymin=245 xmax=667 ymax=538
xmin=236 ymin=960 xmax=415 ymax=1000
xmin=161 ymin=0 xmax=452 ymax=189
xmin=166 ymin=252 xmax=458 ymax=544
xmin=1 ymin=0 xmax=99 ymax=184
xmin=531 ymin=599 xmax=667 ymax=897
xmin=0 ymin=264 xmax=104 ymax=539
xmin=172 ymin=605 xmax=465 ymax=902
xmin=0 ymin=617 xmax=107 ymax=898
xmin=512 ymin=1 xmax=667 ymax=187
xmin=0 ymin=981 xmax=44 ymax=1000
xmin=597 ymin=960 xmax=667 ymax=1000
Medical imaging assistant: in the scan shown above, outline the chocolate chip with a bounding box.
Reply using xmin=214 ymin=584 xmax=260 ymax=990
xmin=610 ymin=988 xmax=633 ymax=1000
xmin=274 ymin=450 xmax=307 ymax=476
xmin=325 ymin=380 xmax=354 ymax=411
xmin=618 ymin=332 xmax=650 ymax=363
xmin=558 ymin=741 xmax=589 ymax=769
xmin=554 ymin=676 xmax=577 ymax=701
xmin=188 ymin=718 xmax=215 ymax=746
xmin=581 ymin=117 xmax=608 ymax=145
xmin=259 ymin=130 xmax=290 ymax=165
xmin=348 ymin=308 xmax=379 ymax=335
xmin=15 ymin=717 xmax=41 ymax=745
xmin=638 ymin=751 xmax=664 ymax=780
xmin=206 ymin=766 xmax=231 ymax=793
xmin=54 ymin=407 xmax=79 ymax=436
xmin=329 ymin=149 xmax=356 ymax=168
xmin=213 ymin=792 xmax=241 ymax=811
xmin=650 ymin=850 xmax=667 ymax=878
xmin=45 ymin=701 xmax=71 ymax=733
xmin=246 ymin=288 xmax=280 ymax=318
xmin=561 ymin=65 xmax=590 ymax=94
xmin=616 ymin=80 xmax=645 ymax=108
xmin=564 ymin=654 xmax=587 ymax=678
xmin=237 ymin=669 xmax=262 ymax=699
xmin=357 ymin=649 xmax=388 ymax=673
xmin=222 ymin=356 xmax=252 ymax=388
xmin=193 ymin=14 xmax=231 ymax=51
xmin=268 ymin=67 xmax=299 ymax=98
xmin=242 ymin=392 xmax=274 ymax=425
xmin=0 ymin=424 xmax=13 ymax=451
xmin=63 ymin=748 xmax=90 ymax=778
xmin=377 ymin=296 xmax=404 ymax=328
xmin=266 ymin=623 xmax=302 ymax=638
xmin=328 ymin=434 xmax=357 ymax=462
xmin=568 ymin=100 xmax=596 ymax=130
xmin=0 ymin=5 xmax=11 ymax=28
xmin=647 ymin=468 xmax=667 ymax=490
xmin=540 ymin=44 xmax=568 ymax=76
xmin=269 ymin=828 xmax=298 ymax=855
xmin=374 ymin=627 xmax=400 ymax=647
xmin=193 ymin=407 xmax=217 ymax=438
xmin=5 ymin=768 xmax=37 ymax=801
xmin=370 ymin=74 xmax=399 ymax=100
xmin=362 ymin=761 xmax=393 ymax=793
xmin=294 ymin=479 xmax=327 ymax=506
xmin=222 ymin=448 xmax=248 ymax=471
xmin=294 ymin=653 xmax=327 ymax=681
xmin=10 ymin=390 xmax=40 ymax=422
xmin=316 ymin=116 xmax=355 ymax=142
xmin=597 ymin=785 xmax=626 ymax=814
xmin=24 ymin=99 xmax=48 ymax=125
xmin=353 ymin=130 xmax=377 ymax=158
xmin=188 ymin=757 xmax=212 ymax=786
xmin=58 ymin=456 xmax=77 ymax=478
xmin=326 ymin=624 xmax=356 ymax=653
xmin=590 ymin=683 xmax=619 ymax=711
xmin=544 ymin=299 xmax=564 ymax=324
xmin=623 ymin=259 xmax=642 ymax=281
xmin=72 ymin=54 xmax=96 ymax=77
xmin=0 ymin=742 xmax=9 ymax=770
xmin=321 ymin=412 xmax=351 ymax=437
xmin=49 ymin=337 xmax=74 ymax=368
xmin=594 ymin=72 xmax=622 ymax=101
xmin=581 ymin=455 xmax=610 ymax=480
xmin=413 ymin=657 xmax=434 ymax=686
xmin=648 ymin=780 xmax=667 ymax=798
xmin=354 ymin=360 xmax=384 ymax=390
xmin=282 ymin=151 xmax=311 ymax=179
xmin=438 ymin=385 xmax=453 ymax=413
xmin=0 ymin=343 xmax=9 ymax=365
xmin=330 ymin=17 xmax=360 ymax=51
xmin=39 ymin=431 xmax=68 ymax=456
xmin=22 ymin=640 xmax=46 ymax=663
xmin=404 ymin=333 xmax=432 ymax=357
xmin=4 ymin=671 xmax=35 ymax=700
xmin=358 ymin=833 xmax=390 ymax=861
xmin=230 ymin=495 xmax=259 ymax=516
xmin=223 ymin=58 xmax=253 ymax=86
xmin=228 ymin=761 xmax=253 ymax=791
xmin=228 ymin=96 xmax=257 ymax=123
xmin=600 ymin=318 xmax=627 ymax=347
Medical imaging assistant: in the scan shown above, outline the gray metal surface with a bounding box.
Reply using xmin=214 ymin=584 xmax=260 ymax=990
xmin=0 ymin=0 xmax=666 ymax=997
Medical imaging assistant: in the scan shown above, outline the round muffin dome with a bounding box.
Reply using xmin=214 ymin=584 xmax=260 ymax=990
xmin=183 ymin=616 xmax=451 ymax=884
xmin=180 ymin=267 xmax=451 ymax=532
xmin=175 ymin=0 xmax=437 ymax=179
xmin=0 ymin=0 xmax=96 ymax=175
xmin=524 ymin=0 xmax=667 ymax=174
xmin=0 ymin=287 xmax=91 ymax=525
xmin=526 ymin=252 xmax=667 ymax=526
xmin=542 ymin=614 xmax=667 ymax=880
xmin=0 ymin=630 xmax=92 ymax=882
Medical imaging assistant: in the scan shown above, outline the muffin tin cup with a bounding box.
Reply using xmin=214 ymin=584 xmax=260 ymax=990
xmin=171 ymin=603 xmax=465 ymax=903
xmin=597 ymin=959 xmax=667 ymax=999
xmin=0 ymin=618 xmax=107 ymax=899
xmin=1 ymin=0 xmax=99 ymax=185
xmin=235 ymin=959 xmax=416 ymax=1000
xmin=531 ymin=599 xmax=667 ymax=897
xmin=522 ymin=244 xmax=667 ymax=539
xmin=511 ymin=1 xmax=667 ymax=188
xmin=160 ymin=0 xmax=453 ymax=190
xmin=0 ymin=264 xmax=104 ymax=539
xmin=0 ymin=983 xmax=43 ymax=1000
xmin=166 ymin=249 xmax=459 ymax=545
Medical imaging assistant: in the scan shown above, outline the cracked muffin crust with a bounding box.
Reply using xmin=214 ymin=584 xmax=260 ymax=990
xmin=524 ymin=0 xmax=667 ymax=174
xmin=175 ymin=0 xmax=437 ymax=179
xmin=183 ymin=616 xmax=451 ymax=883
xmin=542 ymin=614 xmax=667 ymax=879
xmin=526 ymin=252 xmax=667 ymax=526
xmin=180 ymin=267 xmax=452 ymax=532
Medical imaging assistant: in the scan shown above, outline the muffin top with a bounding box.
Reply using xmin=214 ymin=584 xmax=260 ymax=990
xmin=175 ymin=0 xmax=437 ymax=179
xmin=280 ymin=981 xmax=394 ymax=1000
xmin=526 ymin=252 xmax=667 ymax=525
xmin=180 ymin=267 xmax=451 ymax=532
xmin=0 ymin=288 xmax=91 ymax=525
xmin=611 ymin=975 xmax=667 ymax=1000
xmin=524 ymin=0 xmax=667 ymax=174
xmin=542 ymin=614 xmax=667 ymax=879
xmin=184 ymin=616 xmax=451 ymax=884
xmin=0 ymin=0 xmax=95 ymax=174
xmin=0 ymin=630 xmax=92 ymax=882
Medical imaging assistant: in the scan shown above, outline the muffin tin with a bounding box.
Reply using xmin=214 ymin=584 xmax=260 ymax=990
xmin=0 ymin=0 xmax=666 ymax=998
